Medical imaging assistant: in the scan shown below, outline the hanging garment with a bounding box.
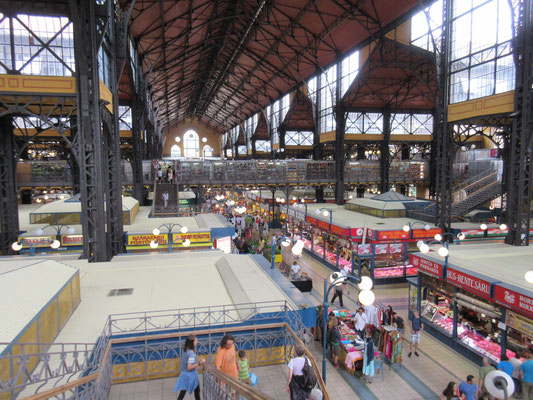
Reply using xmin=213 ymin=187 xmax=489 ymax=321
xmin=391 ymin=330 xmax=403 ymax=364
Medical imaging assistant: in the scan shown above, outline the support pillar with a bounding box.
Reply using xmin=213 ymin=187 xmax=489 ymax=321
xmin=279 ymin=127 xmax=286 ymax=159
xmin=380 ymin=107 xmax=391 ymax=193
xmin=315 ymin=188 xmax=324 ymax=203
xmin=131 ymin=96 xmax=145 ymax=204
xmin=0 ymin=116 xmax=19 ymax=254
xmin=251 ymin=137 xmax=257 ymax=159
xmin=70 ymin=0 xmax=110 ymax=262
xmin=334 ymin=103 xmax=346 ymax=205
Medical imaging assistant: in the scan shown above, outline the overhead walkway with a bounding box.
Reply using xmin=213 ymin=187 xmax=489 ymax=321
xmin=17 ymin=159 xmax=428 ymax=188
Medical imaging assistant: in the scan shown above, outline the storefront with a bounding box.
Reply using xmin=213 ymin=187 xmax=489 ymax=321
xmin=408 ymin=252 xmax=533 ymax=364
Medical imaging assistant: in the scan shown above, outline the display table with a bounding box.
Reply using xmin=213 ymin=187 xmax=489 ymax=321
xmin=291 ymin=279 xmax=313 ymax=292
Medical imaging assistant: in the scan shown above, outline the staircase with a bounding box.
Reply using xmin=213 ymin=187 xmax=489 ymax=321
xmin=152 ymin=180 xmax=180 ymax=216
xmin=407 ymin=169 xmax=502 ymax=222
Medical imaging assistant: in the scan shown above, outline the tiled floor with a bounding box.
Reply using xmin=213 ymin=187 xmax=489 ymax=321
xmin=108 ymin=251 xmax=482 ymax=400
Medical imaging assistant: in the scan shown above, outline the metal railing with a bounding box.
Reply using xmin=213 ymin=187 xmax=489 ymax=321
xmin=203 ymin=364 xmax=274 ymax=400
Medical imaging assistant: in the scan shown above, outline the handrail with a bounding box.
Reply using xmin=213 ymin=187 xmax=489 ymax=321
xmin=453 ymin=180 xmax=501 ymax=206
xmin=284 ymin=323 xmax=331 ymax=400
xmin=203 ymin=364 xmax=275 ymax=400
xmin=457 ymin=171 xmax=498 ymax=194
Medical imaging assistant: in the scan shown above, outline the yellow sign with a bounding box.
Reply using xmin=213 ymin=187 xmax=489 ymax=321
xmin=61 ymin=235 xmax=84 ymax=246
xmin=18 ymin=236 xmax=55 ymax=248
xmin=127 ymin=234 xmax=168 ymax=246
xmin=506 ymin=311 xmax=533 ymax=337
xmin=172 ymin=232 xmax=211 ymax=243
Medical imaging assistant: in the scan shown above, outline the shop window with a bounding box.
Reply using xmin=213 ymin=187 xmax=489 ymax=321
xmin=183 ymin=130 xmax=199 ymax=158
xmin=171 ymin=144 xmax=181 ymax=158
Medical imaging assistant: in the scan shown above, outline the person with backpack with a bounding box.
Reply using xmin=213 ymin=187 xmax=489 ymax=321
xmin=287 ymin=344 xmax=315 ymax=400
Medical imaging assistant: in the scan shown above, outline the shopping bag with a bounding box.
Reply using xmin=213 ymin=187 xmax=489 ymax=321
xmin=250 ymin=372 xmax=258 ymax=386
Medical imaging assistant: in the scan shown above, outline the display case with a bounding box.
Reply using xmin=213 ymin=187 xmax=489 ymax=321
xmin=506 ymin=311 xmax=533 ymax=354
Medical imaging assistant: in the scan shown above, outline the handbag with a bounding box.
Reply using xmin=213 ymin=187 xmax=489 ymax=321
xmin=249 ymin=372 xmax=258 ymax=386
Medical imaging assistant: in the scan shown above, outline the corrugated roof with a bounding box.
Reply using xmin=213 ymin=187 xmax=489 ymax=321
xmin=0 ymin=259 xmax=78 ymax=355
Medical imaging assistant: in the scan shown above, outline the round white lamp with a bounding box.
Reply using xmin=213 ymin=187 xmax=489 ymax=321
xmin=322 ymin=210 xmax=329 ymax=217
xmin=525 ymin=271 xmax=533 ymax=283
xmin=457 ymin=232 xmax=466 ymax=240
xmin=150 ymin=240 xmax=159 ymax=249
xmin=480 ymin=223 xmax=488 ymax=230
xmin=152 ymin=228 xmax=160 ymax=236
xmin=424 ymin=224 xmax=430 ymax=230
xmin=35 ymin=228 xmax=44 ymax=235
xmin=329 ymin=272 xmax=346 ymax=286
xmin=438 ymin=246 xmax=449 ymax=257
xmin=175 ymin=137 xmax=181 ymax=142
xmin=67 ymin=227 xmax=75 ymax=235
xmin=416 ymin=240 xmax=424 ymax=249
xmin=419 ymin=243 xmax=430 ymax=253
xmin=50 ymin=240 xmax=61 ymax=249
xmin=358 ymin=289 xmax=375 ymax=306
xmin=434 ymin=233 xmax=442 ymax=241
xmin=359 ymin=276 xmax=373 ymax=290
xmin=291 ymin=246 xmax=303 ymax=256
xmin=402 ymin=225 xmax=410 ymax=232
xmin=500 ymin=223 xmax=508 ymax=230
xmin=183 ymin=239 xmax=191 ymax=247
xmin=485 ymin=370 xmax=514 ymax=400
xmin=202 ymin=137 xmax=207 ymax=143
xmin=11 ymin=242 xmax=23 ymax=251
xmin=180 ymin=226 xmax=188 ymax=234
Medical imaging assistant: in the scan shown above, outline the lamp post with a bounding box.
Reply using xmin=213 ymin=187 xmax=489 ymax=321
xmin=11 ymin=225 xmax=76 ymax=255
xmin=316 ymin=207 xmax=334 ymax=229
xmin=416 ymin=232 xmax=464 ymax=268
xmin=297 ymin=202 xmax=308 ymax=216
xmin=402 ymin=221 xmax=430 ymax=239
xmin=150 ymin=223 xmax=190 ymax=252
xmin=322 ymin=272 xmax=375 ymax=384
xmin=270 ymin=235 xmax=304 ymax=269
xmin=480 ymin=222 xmax=507 ymax=239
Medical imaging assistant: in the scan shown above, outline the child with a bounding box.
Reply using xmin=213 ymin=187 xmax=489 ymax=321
xmin=237 ymin=350 xmax=252 ymax=385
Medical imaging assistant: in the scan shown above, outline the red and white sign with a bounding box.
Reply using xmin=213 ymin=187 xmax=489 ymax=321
xmin=355 ymin=228 xmax=364 ymax=236
xmin=374 ymin=244 xmax=389 ymax=255
xmin=389 ymin=243 xmax=404 ymax=254
xmin=410 ymin=254 xmax=443 ymax=277
xmin=357 ymin=244 xmax=372 ymax=255
xmin=412 ymin=228 xmax=442 ymax=239
xmin=446 ymin=267 xmax=491 ymax=298
xmin=377 ymin=230 xmax=409 ymax=240
xmin=494 ymin=285 xmax=533 ymax=318
xmin=366 ymin=229 xmax=374 ymax=239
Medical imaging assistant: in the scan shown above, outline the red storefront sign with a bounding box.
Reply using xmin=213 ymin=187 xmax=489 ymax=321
xmin=366 ymin=229 xmax=374 ymax=239
xmin=410 ymin=254 xmax=443 ymax=277
xmin=412 ymin=228 xmax=442 ymax=239
xmin=331 ymin=224 xmax=347 ymax=236
xmin=306 ymin=216 xmax=317 ymax=225
xmin=494 ymin=285 xmax=533 ymax=318
xmin=446 ymin=267 xmax=491 ymax=298
xmin=351 ymin=228 xmax=364 ymax=237
xmin=377 ymin=230 xmax=409 ymax=240
xmin=317 ymin=220 xmax=330 ymax=230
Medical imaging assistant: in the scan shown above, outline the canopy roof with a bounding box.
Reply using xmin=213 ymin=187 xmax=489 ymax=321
xmin=124 ymin=0 xmax=430 ymax=132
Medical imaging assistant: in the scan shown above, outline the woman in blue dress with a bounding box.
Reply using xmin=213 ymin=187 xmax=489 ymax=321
xmin=174 ymin=335 xmax=205 ymax=400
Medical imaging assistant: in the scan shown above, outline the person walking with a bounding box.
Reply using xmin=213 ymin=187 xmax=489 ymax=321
xmin=174 ymin=335 xmax=205 ymax=400
xmin=408 ymin=310 xmax=424 ymax=357
xmin=215 ymin=334 xmax=239 ymax=380
xmin=330 ymin=284 xmax=345 ymax=308
xmin=262 ymin=221 xmax=269 ymax=237
xmin=511 ymin=350 xmax=523 ymax=399
xmin=478 ymin=357 xmax=495 ymax=399
xmin=162 ymin=191 xmax=169 ymax=208
xmin=237 ymin=350 xmax=252 ymax=385
xmin=498 ymin=354 xmax=514 ymax=380
xmin=329 ymin=322 xmax=342 ymax=369
xmin=353 ymin=307 xmax=368 ymax=339
xmin=362 ymin=328 xmax=375 ymax=384
xmin=157 ymin=167 xmax=163 ymax=183
xmin=314 ymin=305 xmax=324 ymax=343
xmin=520 ymin=352 xmax=533 ymax=400
xmin=440 ymin=382 xmax=463 ymax=400
xmin=286 ymin=344 xmax=312 ymax=400
xmin=458 ymin=375 xmax=477 ymax=400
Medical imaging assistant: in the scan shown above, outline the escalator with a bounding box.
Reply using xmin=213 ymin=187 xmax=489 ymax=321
xmin=152 ymin=180 xmax=180 ymax=216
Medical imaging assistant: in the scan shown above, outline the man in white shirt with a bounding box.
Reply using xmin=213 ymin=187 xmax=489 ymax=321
xmin=353 ymin=307 xmax=368 ymax=339
xmin=290 ymin=261 xmax=301 ymax=280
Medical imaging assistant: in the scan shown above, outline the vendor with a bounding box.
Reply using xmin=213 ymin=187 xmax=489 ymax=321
xmin=290 ymin=261 xmax=301 ymax=279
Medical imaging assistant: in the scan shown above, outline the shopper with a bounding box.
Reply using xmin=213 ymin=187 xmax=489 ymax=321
xmin=392 ymin=312 xmax=404 ymax=335
xmin=478 ymin=357 xmax=495 ymax=399
xmin=262 ymin=221 xmax=269 ymax=237
xmin=520 ymin=352 xmax=533 ymax=400
xmin=174 ymin=335 xmax=205 ymax=400
xmin=215 ymin=334 xmax=239 ymax=380
xmin=511 ymin=350 xmax=523 ymax=399
xmin=458 ymin=375 xmax=477 ymax=400
xmin=384 ymin=305 xmax=393 ymax=326
xmin=497 ymin=354 xmax=514 ymax=379
xmin=408 ymin=310 xmax=424 ymax=357
xmin=440 ymin=382 xmax=462 ymax=400
xmin=162 ymin=191 xmax=169 ymax=208
xmin=362 ymin=328 xmax=375 ymax=383
xmin=286 ymin=344 xmax=312 ymax=400
xmin=353 ymin=307 xmax=368 ymax=340
xmin=330 ymin=284 xmax=344 ymax=308
xmin=314 ymin=305 xmax=323 ymax=343
xmin=157 ymin=167 xmax=162 ymax=182
xmin=237 ymin=350 xmax=252 ymax=385
xmin=329 ymin=322 xmax=342 ymax=369
xmin=291 ymin=261 xmax=301 ymax=279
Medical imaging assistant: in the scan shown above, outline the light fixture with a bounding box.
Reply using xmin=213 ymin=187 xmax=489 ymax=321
xmin=44 ymin=195 xmax=49 ymax=200
xmin=420 ymin=243 xmax=430 ymax=253
xmin=438 ymin=246 xmax=449 ymax=257
xmin=292 ymin=196 xmax=297 ymax=201
xmin=416 ymin=240 xmax=424 ymax=249
xmin=434 ymin=233 xmax=442 ymax=241
xmin=67 ymin=227 xmax=75 ymax=235
xmin=281 ymin=239 xmax=291 ymax=247
xmin=183 ymin=239 xmax=191 ymax=247
xmin=525 ymin=271 xmax=533 ymax=283
xmin=175 ymin=137 xmax=181 ymax=142
xmin=457 ymin=232 xmax=466 ymax=240
xmin=35 ymin=228 xmax=44 ymax=235
xmin=51 ymin=240 xmax=61 ymax=249
xmin=480 ymin=223 xmax=488 ymax=230
xmin=359 ymin=276 xmax=373 ymax=290
xmin=150 ymin=240 xmax=159 ymax=249
xmin=358 ymin=289 xmax=375 ymax=306
xmin=152 ymin=228 xmax=160 ymax=236
xmin=499 ymin=223 xmax=508 ymax=230
xmin=11 ymin=242 xmax=23 ymax=251
xmin=291 ymin=246 xmax=303 ymax=256
xmin=202 ymin=137 xmax=207 ymax=143
xmin=315 ymin=209 xmax=321 ymax=215
xmin=329 ymin=271 xmax=346 ymax=286
xmin=322 ymin=210 xmax=329 ymax=217
xmin=402 ymin=225 xmax=410 ymax=232
xmin=59 ymin=195 xmax=64 ymax=200
xmin=180 ymin=226 xmax=188 ymax=234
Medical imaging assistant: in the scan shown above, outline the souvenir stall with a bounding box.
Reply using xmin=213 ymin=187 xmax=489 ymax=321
xmin=408 ymin=249 xmax=533 ymax=364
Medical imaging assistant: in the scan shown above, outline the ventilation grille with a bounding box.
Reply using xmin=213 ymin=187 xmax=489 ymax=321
xmin=108 ymin=288 xmax=133 ymax=297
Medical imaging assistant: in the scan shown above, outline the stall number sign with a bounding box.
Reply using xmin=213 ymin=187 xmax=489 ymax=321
xmin=127 ymin=234 xmax=167 ymax=246
xmin=410 ymin=254 xmax=442 ymax=277
xmin=446 ymin=268 xmax=491 ymax=298
xmin=18 ymin=236 xmax=55 ymax=248
xmin=494 ymin=285 xmax=533 ymax=318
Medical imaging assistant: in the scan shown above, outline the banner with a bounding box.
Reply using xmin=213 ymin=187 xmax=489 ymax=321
xmin=446 ymin=267 xmax=491 ymax=298
xmin=506 ymin=311 xmax=533 ymax=337
xmin=410 ymin=254 xmax=443 ymax=277
xmin=412 ymin=228 xmax=441 ymax=239
xmin=494 ymin=285 xmax=533 ymax=318
xmin=377 ymin=230 xmax=409 ymax=240
xmin=127 ymin=234 xmax=167 ymax=246
xmin=61 ymin=235 xmax=83 ymax=246
xmin=172 ymin=232 xmax=211 ymax=243
xmin=18 ymin=236 xmax=55 ymax=248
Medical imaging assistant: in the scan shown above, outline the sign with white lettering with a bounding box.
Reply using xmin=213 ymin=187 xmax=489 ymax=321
xmin=494 ymin=285 xmax=533 ymax=319
xmin=410 ymin=254 xmax=443 ymax=277
xmin=446 ymin=267 xmax=491 ymax=298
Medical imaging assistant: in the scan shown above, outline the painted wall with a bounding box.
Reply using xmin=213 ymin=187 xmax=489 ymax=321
xmin=162 ymin=120 xmax=222 ymax=158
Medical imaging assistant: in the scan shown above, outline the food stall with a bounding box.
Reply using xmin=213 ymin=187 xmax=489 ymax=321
xmin=409 ymin=244 xmax=533 ymax=364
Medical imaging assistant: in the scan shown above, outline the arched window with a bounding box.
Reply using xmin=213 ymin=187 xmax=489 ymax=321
xmin=203 ymin=145 xmax=213 ymax=158
xmin=170 ymin=144 xmax=181 ymax=158
xmin=183 ymin=130 xmax=200 ymax=158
